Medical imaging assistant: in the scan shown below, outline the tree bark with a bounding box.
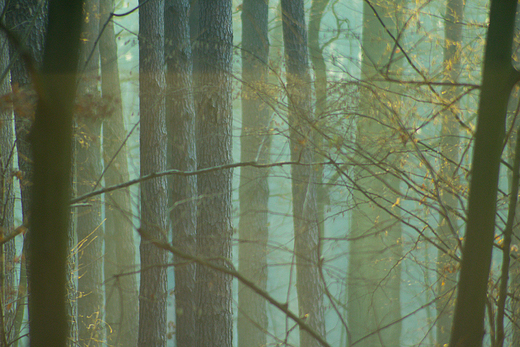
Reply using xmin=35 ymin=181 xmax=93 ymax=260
xmin=75 ymin=1 xmax=105 ymax=345
xmin=281 ymin=1 xmax=326 ymax=346
xmin=5 ymin=0 xmax=46 ymax=223
xmin=308 ymin=0 xmax=329 ymax=256
xmin=138 ymin=0 xmax=168 ymax=346
xmin=164 ymin=0 xmax=197 ymax=346
xmin=237 ymin=1 xmax=270 ymax=346
xmin=0 ymin=1 xmax=15 ymax=343
xmin=4 ymin=1 xmax=52 ymax=343
xmin=193 ymin=1 xmax=233 ymax=346
xmin=28 ymin=1 xmax=83 ymax=346
xmin=449 ymin=1 xmax=520 ymax=346
xmin=99 ymin=1 xmax=139 ymax=346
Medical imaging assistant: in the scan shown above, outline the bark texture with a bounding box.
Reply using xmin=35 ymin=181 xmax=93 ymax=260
xmin=193 ymin=1 xmax=233 ymax=346
xmin=76 ymin=1 xmax=105 ymax=345
xmin=164 ymin=0 xmax=197 ymax=346
xmin=4 ymin=1 xmax=50 ymax=343
xmin=100 ymin=1 xmax=139 ymax=346
xmin=138 ymin=0 xmax=168 ymax=346
xmin=309 ymin=0 xmax=329 ymax=253
xmin=237 ymin=0 xmax=270 ymax=346
xmin=281 ymin=0 xmax=326 ymax=346
xmin=0 ymin=2 xmax=15 ymax=343
xmin=5 ymin=0 xmax=46 ymax=222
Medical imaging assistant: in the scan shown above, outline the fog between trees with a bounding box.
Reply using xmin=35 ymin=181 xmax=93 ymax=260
xmin=0 ymin=0 xmax=520 ymax=346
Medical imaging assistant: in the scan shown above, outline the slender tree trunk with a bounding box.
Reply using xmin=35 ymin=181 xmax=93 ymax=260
xmin=29 ymin=1 xmax=83 ymax=345
xmin=138 ymin=0 xmax=168 ymax=346
xmin=435 ymin=0 xmax=464 ymax=344
xmin=99 ymin=1 xmax=139 ymax=346
xmin=348 ymin=1 xmax=404 ymax=345
xmin=164 ymin=1 xmax=197 ymax=346
xmin=0 ymin=3 xmax=15 ymax=343
xmin=509 ymin=12 xmax=520 ymax=345
xmin=449 ymin=1 xmax=520 ymax=345
xmin=308 ymin=0 xmax=329 ymax=254
xmin=193 ymin=1 xmax=233 ymax=346
xmin=75 ymin=2 xmax=105 ymax=345
xmin=281 ymin=1 xmax=326 ymax=346
xmin=237 ymin=1 xmax=270 ymax=346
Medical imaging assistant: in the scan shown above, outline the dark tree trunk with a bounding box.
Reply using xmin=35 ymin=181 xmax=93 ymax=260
xmin=28 ymin=1 xmax=83 ymax=346
xmin=138 ymin=0 xmax=168 ymax=346
xmin=237 ymin=0 xmax=270 ymax=346
xmin=99 ymin=1 xmax=139 ymax=346
xmin=4 ymin=1 xmax=51 ymax=343
xmin=5 ymin=0 xmax=46 ymax=222
xmin=449 ymin=1 xmax=520 ymax=346
xmin=435 ymin=0 xmax=464 ymax=344
xmin=193 ymin=1 xmax=233 ymax=346
xmin=281 ymin=1 xmax=326 ymax=346
xmin=164 ymin=0 xmax=197 ymax=346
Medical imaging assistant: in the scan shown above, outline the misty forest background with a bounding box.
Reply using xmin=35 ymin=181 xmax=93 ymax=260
xmin=0 ymin=0 xmax=519 ymax=346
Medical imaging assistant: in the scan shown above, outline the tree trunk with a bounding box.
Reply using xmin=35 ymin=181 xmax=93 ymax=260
xmin=237 ymin=0 xmax=270 ymax=346
xmin=5 ymin=0 xmax=46 ymax=223
xmin=75 ymin=2 xmax=105 ymax=345
xmin=4 ymin=1 xmax=50 ymax=343
xmin=28 ymin=1 xmax=83 ymax=345
xmin=0 ymin=1 xmax=15 ymax=343
xmin=348 ymin=1 xmax=404 ymax=345
xmin=164 ymin=1 xmax=197 ymax=346
xmin=193 ymin=1 xmax=233 ymax=346
xmin=509 ymin=11 xmax=520 ymax=346
xmin=435 ymin=0 xmax=464 ymax=344
xmin=308 ymin=0 xmax=329 ymax=255
xmin=281 ymin=1 xmax=326 ymax=346
xmin=138 ymin=0 xmax=168 ymax=346
xmin=99 ymin=1 xmax=139 ymax=346
xmin=449 ymin=1 xmax=520 ymax=346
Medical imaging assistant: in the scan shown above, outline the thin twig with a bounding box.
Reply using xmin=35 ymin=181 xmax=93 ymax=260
xmin=71 ymin=160 xmax=333 ymax=204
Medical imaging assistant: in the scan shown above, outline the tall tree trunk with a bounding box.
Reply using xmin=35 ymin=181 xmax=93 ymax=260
xmin=193 ymin=1 xmax=233 ymax=346
xmin=28 ymin=1 xmax=83 ymax=345
xmin=138 ymin=0 xmax=168 ymax=346
xmin=4 ymin=1 xmax=48 ymax=343
xmin=76 ymin=1 xmax=105 ymax=345
xmin=308 ymin=0 xmax=329 ymax=254
xmin=5 ymin=0 xmax=46 ymax=224
xmin=435 ymin=0 xmax=464 ymax=344
xmin=509 ymin=11 xmax=520 ymax=346
xmin=347 ymin=1 xmax=404 ymax=345
xmin=237 ymin=1 xmax=270 ymax=346
xmin=449 ymin=1 xmax=520 ymax=346
xmin=0 ymin=2 xmax=15 ymax=343
xmin=164 ymin=1 xmax=197 ymax=346
xmin=281 ymin=1 xmax=326 ymax=346
xmin=99 ymin=1 xmax=139 ymax=346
